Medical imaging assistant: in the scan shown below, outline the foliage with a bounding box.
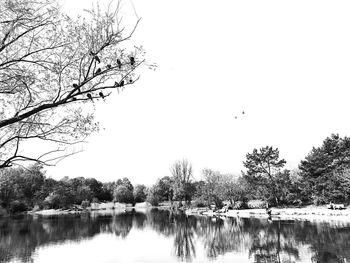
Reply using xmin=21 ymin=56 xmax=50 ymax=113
xmin=0 ymin=164 xmax=114 ymax=211
xmin=200 ymin=169 xmax=224 ymax=208
xmin=81 ymin=200 xmax=90 ymax=209
xmin=299 ymin=134 xmax=350 ymax=204
xmin=9 ymin=200 xmax=27 ymax=214
xmin=116 ymin=177 xmax=134 ymax=192
xmin=133 ymin=184 xmax=147 ymax=203
xmin=154 ymin=176 xmax=174 ymax=202
xmin=113 ymin=185 xmax=133 ymax=203
xmin=146 ymin=186 xmax=159 ymax=206
xmin=221 ymin=175 xmax=250 ymax=205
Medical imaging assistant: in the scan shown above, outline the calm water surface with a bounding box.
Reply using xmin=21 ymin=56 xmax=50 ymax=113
xmin=1 ymin=209 xmax=350 ymax=263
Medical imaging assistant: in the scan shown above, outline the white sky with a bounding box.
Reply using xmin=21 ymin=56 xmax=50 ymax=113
xmin=45 ymin=0 xmax=350 ymax=185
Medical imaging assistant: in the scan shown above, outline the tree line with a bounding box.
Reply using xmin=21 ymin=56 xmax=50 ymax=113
xmin=148 ymin=133 xmax=350 ymax=208
xmin=0 ymin=133 xmax=349 ymax=214
xmin=0 ymin=164 xmax=149 ymax=213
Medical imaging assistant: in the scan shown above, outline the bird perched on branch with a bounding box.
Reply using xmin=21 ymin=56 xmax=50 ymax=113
xmin=87 ymin=93 xmax=93 ymax=101
xmin=99 ymin=92 xmax=105 ymax=99
xmin=129 ymin=79 xmax=133 ymax=83
xmin=117 ymin=59 xmax=122 ymax=69
xmin=106 ymin=64 xmax=111 ymax=69
xmin=72 ymin=97 xmax=77 ymax=101
xmin=72 ymin=83 xmax=81 ymax=93
xmin=130 ymin=56 xmax=135 ymax=66
xmin=95 ymin=68 xmax=101 ymax=75
xmin=114 ymin=81 xmax=119 ymax=87
xmin=94 ymin=55 xmax=100 ymax=63
xmin=120 ymin=80 xmax=124 ymax=87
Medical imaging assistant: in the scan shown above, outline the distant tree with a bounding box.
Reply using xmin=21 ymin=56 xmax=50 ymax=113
xmin=154 ymin=176 xmax=174 ymax=202
xmin=299 ymin=134 xmax=350 ymax=204
xmin=0 ymin=163 xmax=45 ymax=208
xmin=192 ymin=180 xmax=206 ymax=207
xmin=201 ymin=169 xmax=224 ymax=207
xmin=133 ymin=184 xmax=147 ymax=203
xmin=243 ymin=146 xmax=287 ymax=206
xmin=121 ymin=177 xmax=134 ymax=192
xmin=0 ymin=168 xmax=19 ymax=207
xmin=18 ymin=164 xmax=45 ymax=206
xmin=146 ymin=185 xmax=160 ymax=206
xmin=0 ymin=0 xmax=152 ymax=169
xmin=171 ymin=159 xmax=195 ymax=204
xmin=116 ymin=177 xmax=134 ymax=191
xmin=44 ymin=181 xmax=75 ymax=209
xmin=221 ymin=175 xmax=249 ymax=206
xmin=84 ymin=178 xmax=104 ymax=200
xmin=113 ymin=185 xmax=133 ymax=203
xmin=101 ymin=182 xmax=114 ymax=201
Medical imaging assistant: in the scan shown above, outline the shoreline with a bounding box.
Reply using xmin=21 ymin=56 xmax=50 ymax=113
xmin=187 ymin=207 xmax=350 ymax=222
xmin=26 ymin=202 xmax=350 ymax=223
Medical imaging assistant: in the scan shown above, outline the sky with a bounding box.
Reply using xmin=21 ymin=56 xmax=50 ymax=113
xmin=45 ymin=0 xmax=350 ymax=185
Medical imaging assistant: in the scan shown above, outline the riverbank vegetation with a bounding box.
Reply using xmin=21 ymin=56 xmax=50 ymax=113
xmin=0 ymin=133 xmax=350 ymax=214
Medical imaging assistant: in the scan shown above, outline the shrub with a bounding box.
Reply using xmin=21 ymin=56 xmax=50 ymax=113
xmin=313 ymin=196 xmax=327 ymax=206
xmin=232 ymin=201 xmax=247 ymax=210
xmin=81 ymin=200 xmax=90 ymax=209
xmin=9 ymin=200 xmax=27 ymax=214
xmin=192 ymin=198 xmax=206 ymax=208
xmin=92 ymin=197 xmax=99 ymax=203
xmin=147 ymin=194 xmax=159 ymax=206
xmin=43 ymin=193 xmax=60 ymax=209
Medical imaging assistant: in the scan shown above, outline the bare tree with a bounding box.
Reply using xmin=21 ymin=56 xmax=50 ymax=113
xmin=171 ymin=159 xmax=195 ymax=204
xmin=0 ymin=0 xmax=154 ymax=168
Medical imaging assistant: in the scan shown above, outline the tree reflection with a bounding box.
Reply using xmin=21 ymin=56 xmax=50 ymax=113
xmin=172 ymin=213 xmax=197 ymax=261
xmin=1 ymin=211 xmax=350 ymax=262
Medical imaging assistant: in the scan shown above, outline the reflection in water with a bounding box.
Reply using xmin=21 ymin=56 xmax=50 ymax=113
xmin=1 ymin=210 xmax=350 ymax=262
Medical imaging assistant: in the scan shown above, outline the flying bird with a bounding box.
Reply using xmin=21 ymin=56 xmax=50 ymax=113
xmin=99 ymin=92 xmax=105 ymax=99
xmin=242 ymin=111 xmax=245 ymax=114
xmin=234 ymin=116 xmax=237 ymax=119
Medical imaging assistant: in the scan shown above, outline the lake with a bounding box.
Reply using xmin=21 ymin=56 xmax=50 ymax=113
xmin=0 ymin=209 xmax=349 ymax=263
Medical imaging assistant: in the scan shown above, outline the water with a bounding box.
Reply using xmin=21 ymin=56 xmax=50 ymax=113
xmin=0 ymin=209 xmax=349 ymax=263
